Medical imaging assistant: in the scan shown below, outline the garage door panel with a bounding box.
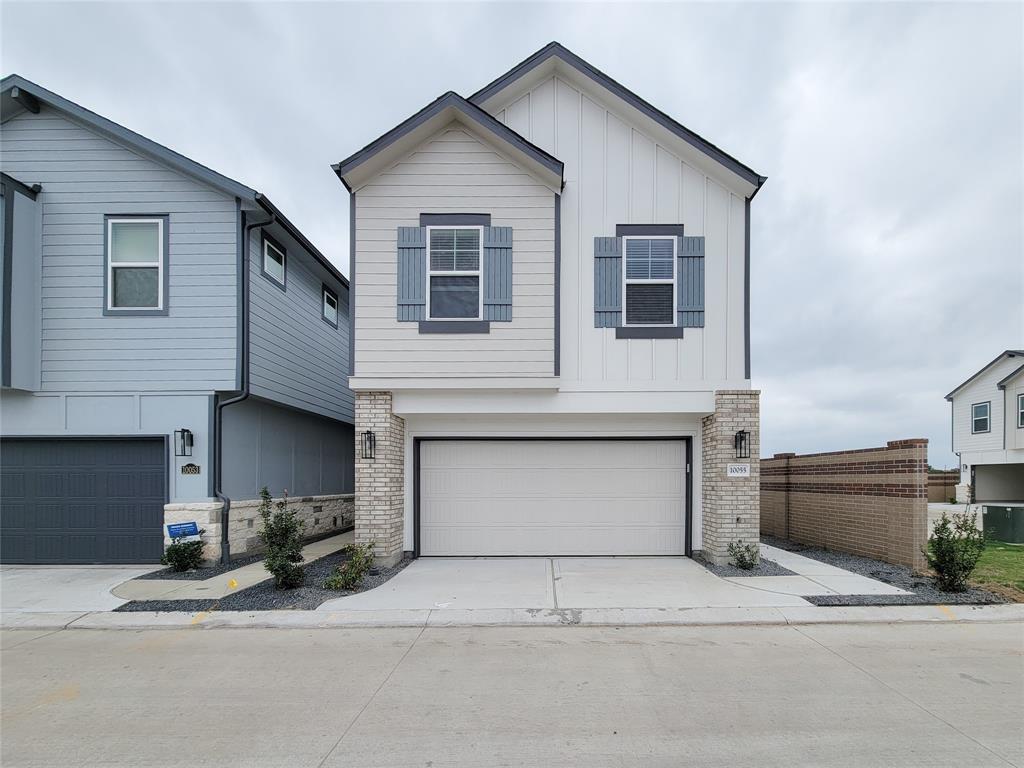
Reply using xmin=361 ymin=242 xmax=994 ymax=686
xmin=420 ymin=440 xmax=687 ymax=556
xmin=0 ymin=438 xmax=166 ymax=564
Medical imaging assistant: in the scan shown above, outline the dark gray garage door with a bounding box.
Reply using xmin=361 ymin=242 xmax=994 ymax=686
xmin=1 ymin=438 xmax=166 ymax=564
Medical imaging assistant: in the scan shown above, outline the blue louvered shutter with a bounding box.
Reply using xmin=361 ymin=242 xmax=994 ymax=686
xmin=483 ymin=226 xmax=513 ymax=321
xmin=396 ymin=226 xmax=426 ymax=321
xmin=594 ymin=237 xmax=622 ymax=327
xmin=677 ymin=235 xmax=705 ymax=327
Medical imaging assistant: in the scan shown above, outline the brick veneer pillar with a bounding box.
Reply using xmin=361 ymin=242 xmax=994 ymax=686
xmin=354 ymin=391 xmax=405 ymax=567
xmin=701 ymin=390 xmax=761 ymax=565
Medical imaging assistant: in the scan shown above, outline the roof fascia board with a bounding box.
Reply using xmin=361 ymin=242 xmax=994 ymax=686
xmin=333 ymin=92 xmax=563 ymax=192
xmin=254 ymin=194 xmax=348 ymax=289
xmin=1 ymin=75 xmax=257 ymax=202
xmin=945 ymin=350 xmax=1024 ymax=400
xmin=470 ymin=43 xmax=766 ymax=197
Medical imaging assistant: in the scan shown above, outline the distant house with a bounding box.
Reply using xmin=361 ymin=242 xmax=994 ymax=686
xmin=0 ymin=76 xmax=354 ymax=565
xmin=945 ymin=350 xmax=1024 ymax=503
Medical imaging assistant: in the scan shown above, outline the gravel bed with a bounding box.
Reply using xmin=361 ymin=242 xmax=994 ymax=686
xmin=761 ymin=534 xmax=1007 ymax=606
xmin=134 ymin=552 xmax=263 ymax=581
xmin=694 ymin=553 xmax=796 ymax=578
xmin=115 ymin=551 xmax=413 ymax=612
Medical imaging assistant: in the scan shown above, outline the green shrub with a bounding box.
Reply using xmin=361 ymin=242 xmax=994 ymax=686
xmin=258 ymin=487 xmax=305 ymax=589
xmin=727 ymin=541 xmax=760 ymax=570
xmin=324 ymin=542 xmax=376 ymax=591
xmin=161 ymin=535 xmax=205 ymax=572
xmin=926 ymin=511 xmax=985 ymax=592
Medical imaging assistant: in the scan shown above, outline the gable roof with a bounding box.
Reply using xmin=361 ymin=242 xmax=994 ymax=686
xmin=945 ymin=350 xmax=1024 ymax=401
xmin=469 ymin=42 xmax=767 ymax=198
xmin=997 ymin=362 xmax=1024 ymax=390
xmin=1 ymin=74 xmax=347 ymax=288
xmin=332 ymin=91 xmax=564 ymax=192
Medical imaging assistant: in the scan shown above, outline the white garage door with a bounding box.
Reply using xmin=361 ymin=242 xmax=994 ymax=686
xmin=419 ymin=439 xmax=687 ymax=556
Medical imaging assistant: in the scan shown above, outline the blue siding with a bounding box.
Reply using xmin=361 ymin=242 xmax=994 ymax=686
xmin=248 ymin=226 xmax=353 ymax=422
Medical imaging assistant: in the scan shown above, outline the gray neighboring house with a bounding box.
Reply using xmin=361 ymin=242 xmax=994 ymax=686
xmin=0 ymin=75 xmax=354 ymax=565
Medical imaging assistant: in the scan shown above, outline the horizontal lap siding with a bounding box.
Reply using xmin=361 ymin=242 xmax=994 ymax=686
xmin=248 ymin=229 xmax=353 ymax=422
xmin=951 ymin=355 xmax=1018 ymax=455
xmin=354 ymin=126 xmax=555 ymax=378
xmin=1 ymin=107 xmax=237 ymax=391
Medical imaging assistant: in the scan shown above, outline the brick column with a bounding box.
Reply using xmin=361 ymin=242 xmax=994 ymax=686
xmin=354 ymin=391 xmax=405 ymax=567
xmin=701 ymin=390 xmax=761 ymax=565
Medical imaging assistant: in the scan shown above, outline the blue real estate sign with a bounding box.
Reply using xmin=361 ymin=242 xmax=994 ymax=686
xmin=166 ymin=521 xmax=200 ymax=539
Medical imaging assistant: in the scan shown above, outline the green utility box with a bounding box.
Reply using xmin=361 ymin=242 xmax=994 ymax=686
xmin=983 ymin=506 xmax=1024 ymax=543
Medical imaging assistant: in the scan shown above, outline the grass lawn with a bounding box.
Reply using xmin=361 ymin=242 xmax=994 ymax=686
xmin=971 ymin=540 xmax=1024 ymax=601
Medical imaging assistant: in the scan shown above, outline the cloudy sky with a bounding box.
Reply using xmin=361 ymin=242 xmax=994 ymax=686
xmin=3 ymin=1 xmax=1021 ymax=466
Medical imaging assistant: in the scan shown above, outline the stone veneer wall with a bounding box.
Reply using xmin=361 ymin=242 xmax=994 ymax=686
xmin=760 ymin=439 xmax=928 ymax=570
xmin=164 ymin=493 xmax=354 ymax=565
xmin=701 ymin=390 xmax=761 ymax=565
xmin=354 ymin=391 xmax=406 ymax=566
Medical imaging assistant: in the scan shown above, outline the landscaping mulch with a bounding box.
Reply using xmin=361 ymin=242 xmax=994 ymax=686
xmin=760 ymin=534 xmax=1008 ymax=606
xmin=694 ymin=554 xmax=796 ymax=578
xmin=115 ymin=551 xmax=413 ymax=612
xmin=134 ymin=552 xmax=263 ymax=581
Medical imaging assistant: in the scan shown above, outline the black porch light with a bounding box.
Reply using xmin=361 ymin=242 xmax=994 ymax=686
xmin=734 ymin=430 xmax=750 ymax=459
xmin=174 ymin=428 xmax=194 ymax=457
xmin=361 ymin=430 xmax=376 ymax=460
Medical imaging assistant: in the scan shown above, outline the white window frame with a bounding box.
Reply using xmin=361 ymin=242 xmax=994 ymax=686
xmin=1017 ymin=393 xmax=1024 ymax=429
xmin=262 ymin=238 xmax=286 ymax=288
xmin=106 ymin=217 xmax=165 ymax=311
xmin=971 ymin=401 xmax=990 ymax=434
xmin=425 ymin=225 xmax=484 ymax=321
xmin=622 ymin=235 xmax=676 ymax=327
xmin=322 ymin=285 xmax=339 ymax=326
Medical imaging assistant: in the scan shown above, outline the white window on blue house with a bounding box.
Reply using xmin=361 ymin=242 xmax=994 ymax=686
xmin=263 ymin=238 xmax=286 ymax=288
xmin=107 ymin=218 xmax=164 ymax=310
xmin=426 ymin=227 xmax=482 ymax=320
xmin=322 ymin=285 xmax=339 ymax=327
xmin=623 ymin=236 xmax=675 ymax=326
xmin=972 ymin=402 xmax=990 ymax=434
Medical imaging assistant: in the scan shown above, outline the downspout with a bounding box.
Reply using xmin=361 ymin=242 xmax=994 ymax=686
xmin=213 ymin=203 xmax=275 ymax=565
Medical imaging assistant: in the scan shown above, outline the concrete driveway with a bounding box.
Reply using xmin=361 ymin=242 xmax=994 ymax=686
xmin=319 ymin=557 xmax=813 ymax=611
xmin=0 ymin=565 xmax=158 ymax=613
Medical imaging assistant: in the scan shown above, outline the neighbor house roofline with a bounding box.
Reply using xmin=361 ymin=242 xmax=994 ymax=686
xmin=468 ymin=41 xmax=767 ymax=197
xmin=996 ymin=362 xmax=1024 ymax=390
xmin=1 ymin=74 xmax=347 ymax=289
xmin=332 ymin=91 xmax=564 ymax=192
xmin=945 ymin=350 xmax=1024 ymax=400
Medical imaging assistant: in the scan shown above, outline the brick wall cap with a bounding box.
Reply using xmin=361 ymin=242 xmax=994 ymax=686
xmin=715 ymin=389 xmax=760 ymax=396
xmin=773 ymin=452 xmax=797 ymax=458
xmin=887 ymin=439 xmax=929 ymax=448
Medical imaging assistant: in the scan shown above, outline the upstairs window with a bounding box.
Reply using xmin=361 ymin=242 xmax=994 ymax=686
xmin=427 ymin=227 xmax=481 ymax=320
xmin=623 ymin=236 xmax=675 ymax=326
xmin=971 ymin=402 xmax=990 ymax=434
xmin=1018 ymin=394 xmax=1023 ymax=429
xmin=322 ymin=285 xmax=339 ymax=327
xmin=106 ymin=217 xmax=165 ymax=312
xmin=262 ymin=236 xmax=286 ymax=288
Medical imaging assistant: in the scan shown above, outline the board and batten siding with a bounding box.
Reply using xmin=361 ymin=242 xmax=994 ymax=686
xmin=952 ymin=355 xmax=1020 ymax=455
xmin=0 ymin=106 xmax=237 ymax=392
xmin=491 ymin=75 xmax=748 ymax=389
xmin=354 ymin=125 xmax=555 ymax=378
xmin=247 ymin=227 xmax=353 ymax=421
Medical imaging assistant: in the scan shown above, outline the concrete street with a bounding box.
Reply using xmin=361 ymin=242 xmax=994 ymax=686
xmin=2 ymin=622 xmax=1021 ymax=767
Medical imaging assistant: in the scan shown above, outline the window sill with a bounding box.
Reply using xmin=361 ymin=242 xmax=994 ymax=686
xmin=419 ymin=320 xmax=491 ymax=334
xmin=615 ymin=326 xmax=684 ymax=339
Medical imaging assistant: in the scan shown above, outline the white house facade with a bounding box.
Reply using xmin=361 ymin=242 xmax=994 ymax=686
xmin=946 ymin=350 xmax=1024 ymax=504
xmin=335 ymin=43 xmax=765 ymax=565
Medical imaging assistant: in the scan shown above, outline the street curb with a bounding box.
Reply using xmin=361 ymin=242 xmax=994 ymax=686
xmin=3 ymin=603 xmax=1022 ymax=630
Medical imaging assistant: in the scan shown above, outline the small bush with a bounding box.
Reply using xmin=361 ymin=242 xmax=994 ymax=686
xmin=728 ymin=541 xmax=760 ymax=570
xmin=926 ymin=511 xmax=985 ymax=592
xmin=948 ymin=496 xmax=957 ymax=505
xmin=258 ymin=487 xmax=305 ymax=589
xmin=161 ymin=535 xmax=205 ymax=572
xmin=324 ymin=542 xmax=376 ymax=591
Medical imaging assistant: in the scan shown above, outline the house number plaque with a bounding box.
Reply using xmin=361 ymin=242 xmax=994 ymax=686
xmin=181 ymin=463 xmax=201 ymax=475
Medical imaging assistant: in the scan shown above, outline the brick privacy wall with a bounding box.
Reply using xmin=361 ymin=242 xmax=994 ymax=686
xmin=928 ymin=469 xmax=961 ymax=503
xmin=760 ymin=439 xmax=928 ymax=570
xmin=164 ymin=494 xmax=355 ymax=565
xmin=355 ymin=391 xmax=406 ymax=566
xmin=701 ymin=390 xmax=761 ymax=565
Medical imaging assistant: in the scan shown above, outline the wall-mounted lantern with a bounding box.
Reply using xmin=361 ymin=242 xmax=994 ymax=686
xmin=361 ymin=430 xmax=376 ymax=460
xmin=734 ymin=430 xmax=750 ymax=459
xmin=174 ymin=428 xmax=194 ymax=458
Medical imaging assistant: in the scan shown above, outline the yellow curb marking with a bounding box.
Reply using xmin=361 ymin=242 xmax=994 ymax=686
xmin=191 ymin=611 xmax=210 ymax=625
xmin=938 ymin=605 xmax=957 ymax=620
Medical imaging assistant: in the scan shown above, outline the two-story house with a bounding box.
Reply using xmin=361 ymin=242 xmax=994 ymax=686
xmin=0 ymin=76 xmax=354 ymax=565
xmin=334 ymin=43 xmax=765 ymax=565
xmin=946 ymin=350 xmax=1024 ymax=503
